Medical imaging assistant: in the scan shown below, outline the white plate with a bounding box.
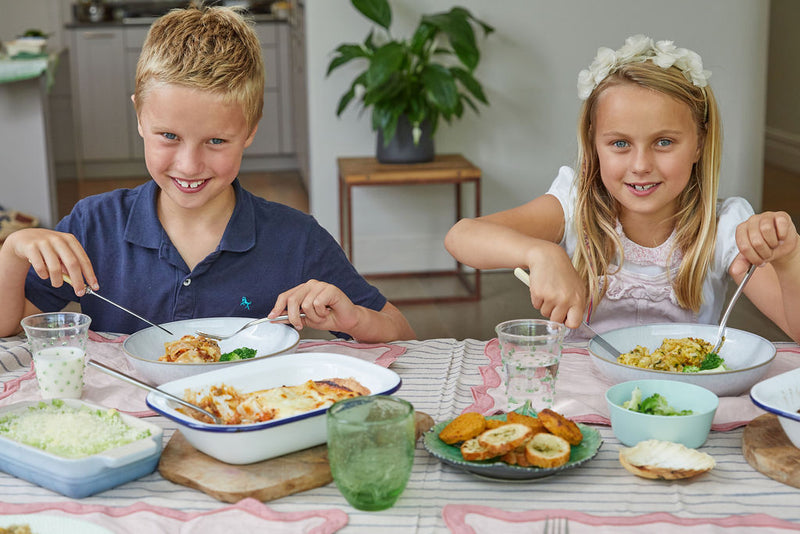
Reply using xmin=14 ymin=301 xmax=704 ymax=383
xmin=123 ymin=317 xmax=300 ymax=385
xmin=147 ymin=351 xmax=402 ymax=464
xmin=588 ymin=323 xmax=776 ymax=397
xmin=0 ymin=515 xmax=112 ymax=534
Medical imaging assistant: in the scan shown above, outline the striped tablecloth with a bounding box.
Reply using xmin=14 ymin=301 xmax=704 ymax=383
xmin=1 ymin=335 xmax=799 ymax=533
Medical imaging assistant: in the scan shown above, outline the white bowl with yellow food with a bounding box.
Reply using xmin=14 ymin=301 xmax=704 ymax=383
xmin=588 ymin=323 xmax=776 ymax=397
xmin=122 ymin=317 xmax=300 ymax=385
xmin=146 ymin=352 xmax=402 ymax=464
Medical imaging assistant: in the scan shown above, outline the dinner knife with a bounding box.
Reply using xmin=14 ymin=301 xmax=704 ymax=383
xmin=62 ymin=275 xmax=174 ymax=335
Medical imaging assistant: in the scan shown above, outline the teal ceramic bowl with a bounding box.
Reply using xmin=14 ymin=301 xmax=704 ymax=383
xmin=605 ymin=379 xmax=719 ymax=448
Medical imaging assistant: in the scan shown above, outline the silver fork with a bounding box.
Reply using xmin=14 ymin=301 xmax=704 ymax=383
xmin=195 ymin=314 xmax=305 ymax=340
xmin=543 ymin=517 xmax=569 ymax=534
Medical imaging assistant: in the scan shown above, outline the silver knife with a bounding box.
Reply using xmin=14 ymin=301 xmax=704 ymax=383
xmin=62 ymin=275 xmax=174 ymax=335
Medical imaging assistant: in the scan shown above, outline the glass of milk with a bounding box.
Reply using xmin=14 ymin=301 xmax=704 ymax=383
xmin=20 ymin=312 xmax=92 ymax=399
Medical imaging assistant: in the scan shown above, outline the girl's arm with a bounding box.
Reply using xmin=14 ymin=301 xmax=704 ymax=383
xmin=444 ymin=194 xmax=587 ymax=328
xmin=733 ymin=211 xmax=800 ymax=342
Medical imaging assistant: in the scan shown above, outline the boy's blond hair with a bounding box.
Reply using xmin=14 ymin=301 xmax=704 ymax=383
xmin=573 ymin=60 xmax=722 ymax=313
xmin=134 ymin=4 xmax=264 ymax=132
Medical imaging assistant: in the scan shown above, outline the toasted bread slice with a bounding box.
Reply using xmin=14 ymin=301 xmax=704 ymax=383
xmin=477 ymin=423 xmax=534 ymax=456
xmin=460 ymin=437 xmax=496 ymax=461
xmin=501 ymin=445 xmax=534 ymax=467
xmin=538 ymin=409 xmax=583 ymax=445
xmin=524 ymin=432 xmax=571 ymax=468
xmin=507 ymin=412 xmax=548 ymax=435
xmin=619 ymin=440 xmax=715 ymax=480
xmin=439 ymin=412 xmax=487 ymax=445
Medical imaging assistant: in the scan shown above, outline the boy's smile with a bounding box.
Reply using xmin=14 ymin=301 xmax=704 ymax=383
xmin=135 ymin=83 xmax=257 ymax=214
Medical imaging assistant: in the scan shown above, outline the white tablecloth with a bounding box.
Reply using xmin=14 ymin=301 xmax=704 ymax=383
xmin=1 ymin=335 xmax=799 ymax=533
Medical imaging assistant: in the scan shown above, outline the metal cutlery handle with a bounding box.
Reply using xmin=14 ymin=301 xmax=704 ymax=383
xmin=86 ymin=359 xmax=222 ymax=424
xmin=712 ymin=263 xmax=756 ymax=353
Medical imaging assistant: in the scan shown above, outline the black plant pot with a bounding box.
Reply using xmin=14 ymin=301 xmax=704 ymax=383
xmin=376 ymin=116 xmax=434 ymax=164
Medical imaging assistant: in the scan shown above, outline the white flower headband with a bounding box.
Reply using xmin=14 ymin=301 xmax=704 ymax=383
xmin=577 ymin=34 xmax=711 ymax=100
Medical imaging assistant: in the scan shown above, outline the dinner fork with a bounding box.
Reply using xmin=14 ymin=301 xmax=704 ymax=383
xmin=543 ymin=516 xmax=569 ymax=534
xmin=195 ymin=314 xmax=305 ymax=340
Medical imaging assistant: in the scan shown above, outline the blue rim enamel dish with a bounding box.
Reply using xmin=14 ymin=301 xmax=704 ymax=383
xmin=750 ymin=367 xmax=800 ymax=448
xmin=146 ymin=352 xmax=402 ymax=464
xmin=588 ymin=323 xmax=776 ymax=397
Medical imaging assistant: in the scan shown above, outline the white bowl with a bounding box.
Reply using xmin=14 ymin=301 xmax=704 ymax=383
xmin=589 ymin=323 xmax=776 ymax=397
xmin=0 ymin=399 xmax=162 ymax=498
xmin=750 ymin=367 xmax=800 ymax=448
xmin=146 ymin=351 xmax=402 ymax=464
xmin=122 ymin=317 xmax=300 ymax=385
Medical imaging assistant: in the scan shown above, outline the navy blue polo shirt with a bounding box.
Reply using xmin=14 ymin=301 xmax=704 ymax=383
xmin=25 ymin=180 xmax=386 ymax=334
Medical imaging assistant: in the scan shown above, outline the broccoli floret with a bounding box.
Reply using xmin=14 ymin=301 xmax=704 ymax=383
xmin=622 ymin=389 xmax=692 ymax=416
xmin=622 ymin=386 xmax=642 ymax=411
xmin=219 ymin=347 xmax=257 ymax=362
xmin=682 ymin=365 xmax=700 ymax=373
xmin=699 ymin=352 xmax=725 ymax=371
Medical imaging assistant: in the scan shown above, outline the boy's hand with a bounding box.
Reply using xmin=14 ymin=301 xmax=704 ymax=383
xmin=732 ymin=211 xmax=799 ymax=276
xmin=269 ymin=279 xmax=359 ymax=334
xmin=5 ymin=228 xmax=98 ymax=295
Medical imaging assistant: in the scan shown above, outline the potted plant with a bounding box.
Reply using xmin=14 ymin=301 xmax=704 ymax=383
xmin=327 ymin=0 xmax=494 ymax=163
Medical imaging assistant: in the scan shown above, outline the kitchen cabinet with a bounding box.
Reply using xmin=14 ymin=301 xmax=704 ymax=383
xmin=290 ymin=2 xmax=309 ymax=186
xmin=66 ymin=21 xmax=296 ymax=178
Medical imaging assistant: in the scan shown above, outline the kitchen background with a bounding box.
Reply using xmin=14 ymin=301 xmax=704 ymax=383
xmin=0 ymin=0 xmax=798 ymax=278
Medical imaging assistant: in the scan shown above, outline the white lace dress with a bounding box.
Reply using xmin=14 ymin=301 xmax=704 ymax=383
xmin=546 ymin=166 xmax=754 ymax=338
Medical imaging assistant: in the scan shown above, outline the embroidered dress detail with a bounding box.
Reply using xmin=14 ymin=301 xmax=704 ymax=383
xmin=617 ymin=222 xmax=682 ymax=266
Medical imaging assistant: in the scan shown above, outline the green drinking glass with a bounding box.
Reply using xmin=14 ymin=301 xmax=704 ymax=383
xmin=326 ymin=395 xmax=415 ymax=511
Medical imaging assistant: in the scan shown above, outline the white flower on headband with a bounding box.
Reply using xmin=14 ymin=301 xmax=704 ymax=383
xmin=576 ymin=34 xmax=711 ymax=100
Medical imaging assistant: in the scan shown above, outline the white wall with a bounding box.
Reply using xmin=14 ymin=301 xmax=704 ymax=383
xmin=305 ymin=0 xmax=769 ymax=273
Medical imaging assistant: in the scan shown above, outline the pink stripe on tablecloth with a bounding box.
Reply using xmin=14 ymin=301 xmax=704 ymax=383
xmin=0 ymin=498 xmax=348 ymax=534
xmin=443 ymin=506 xmax=800 ymax=533
xmin=465 ymin=341 xmax=800 ymax=430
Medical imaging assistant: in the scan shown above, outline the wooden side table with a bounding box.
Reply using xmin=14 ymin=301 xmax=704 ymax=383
xmin=337 ymin=154 xmax=481 ymax=304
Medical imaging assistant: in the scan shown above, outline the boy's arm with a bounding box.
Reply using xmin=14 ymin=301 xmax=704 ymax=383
xmin=734 ymin=211 xmax=800 ymax=342
xmin=269 ymin=280 xmax=415 ymax=342
xmin=0 ymin=228 xmax=98 ymax=337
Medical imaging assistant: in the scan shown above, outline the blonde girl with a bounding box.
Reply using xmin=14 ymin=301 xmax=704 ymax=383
xmin=445 ymin=35 xmax=800 ymax=342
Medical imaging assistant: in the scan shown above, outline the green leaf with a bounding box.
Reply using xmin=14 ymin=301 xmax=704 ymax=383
xmin=365 ymin=42 xmax=406 ymax=89
xmin=460 ymin=93 xmax=479 ymax=114
xmin=336 ymin=87 xmax=356 ymax=116
xmin=409 ymin=22 xmax=437 ymax=55
xmin=450 ymin=67 xmax=488 ymax=104
xmin=352 ymin=0 xmax=392 ymax=30
xmin=422 ymin=9 xmax=479 ymax=70
xmin=326 ymin=44 xmax=369 ymax=76
xmin=421 ymin=64 xmax=459 ymax=112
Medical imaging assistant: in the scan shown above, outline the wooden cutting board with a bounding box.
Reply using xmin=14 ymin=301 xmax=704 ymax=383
xmin=742 ymin=413 xmax=800 ymax=489
xmin=158 ymin=411 xmax=434 ymax=503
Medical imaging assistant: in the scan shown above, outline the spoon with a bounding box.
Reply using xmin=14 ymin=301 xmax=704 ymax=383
xmin=512 ymin=267 xmax=622 ymax=357
xmin=86 ymin=359 xmax=223 ymax=424
xmin=710 ymin=263 xmax=756 ymax=354
xmin=195 ymin=314 xmax=306 ymax=341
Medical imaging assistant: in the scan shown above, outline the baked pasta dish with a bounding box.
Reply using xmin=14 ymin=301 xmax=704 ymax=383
xmin=180 ymin=378 xmax=370 ymax=425
xmin=159 ymin=335 xmax=222 ymax=363
xmin=618 ymin=337 xmax=713 ymax=372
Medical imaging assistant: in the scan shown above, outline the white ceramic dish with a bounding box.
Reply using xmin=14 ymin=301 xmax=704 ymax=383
xmin=0 ymin=515 xmax=112 ymax=534
xmin=0 ymin=399 xmax=162 ymax=498
xmin=588 ymin=323 xmax=776 ymax=397
xmin=750 ymin=367 xmax=800 ymax=448
xmin=147 ymin=352 xmax=402 ymax=464
xmin=123 ymin=317 xmax=300 ymax=385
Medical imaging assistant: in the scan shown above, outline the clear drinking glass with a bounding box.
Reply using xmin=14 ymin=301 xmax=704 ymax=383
xmin=326 ymin=395 xmax=415 ymax=511
xmin=20 ymin=312 xmax=92 ymax=399
xmin=496 ymin=319 xmax=567 ymax=411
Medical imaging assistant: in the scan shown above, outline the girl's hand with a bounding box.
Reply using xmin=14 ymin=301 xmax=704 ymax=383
xmin=269 ymin=279 xmax=358 ymax=333
xmin=525 ymin=243 xmax=587 ymax=328
xmin=5 ymin=228 xmax=98 ymax=295
xmin=732 ymin=211 xmax=799 ymax=275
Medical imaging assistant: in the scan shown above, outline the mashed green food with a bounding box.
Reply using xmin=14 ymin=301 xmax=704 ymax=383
xmin=0 ymin=400 xmax=150 ymax=458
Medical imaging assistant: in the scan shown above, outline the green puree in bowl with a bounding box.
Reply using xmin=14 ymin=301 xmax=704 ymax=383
xmin=0 ymin=400 xmax=150 ymax=458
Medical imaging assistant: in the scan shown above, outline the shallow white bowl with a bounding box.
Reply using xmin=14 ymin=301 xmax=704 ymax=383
xmin=750 ymin=367 xmax=800 ymax=449
xmin=0 ymin=399 xmax=162 ymax=498
xmin=123 ymin=317 xmax=300 ymax=385
xmin=589 ymin=323 xmax=776 ymax=397
xmin=606 ymin=379 xmax=718 ymax=447
xmin=146 ymin=351 xmax=402 ymax=464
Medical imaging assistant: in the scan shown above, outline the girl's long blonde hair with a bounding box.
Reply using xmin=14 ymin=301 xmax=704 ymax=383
xmin=574 ymin=61 xmax=722 ymax=312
